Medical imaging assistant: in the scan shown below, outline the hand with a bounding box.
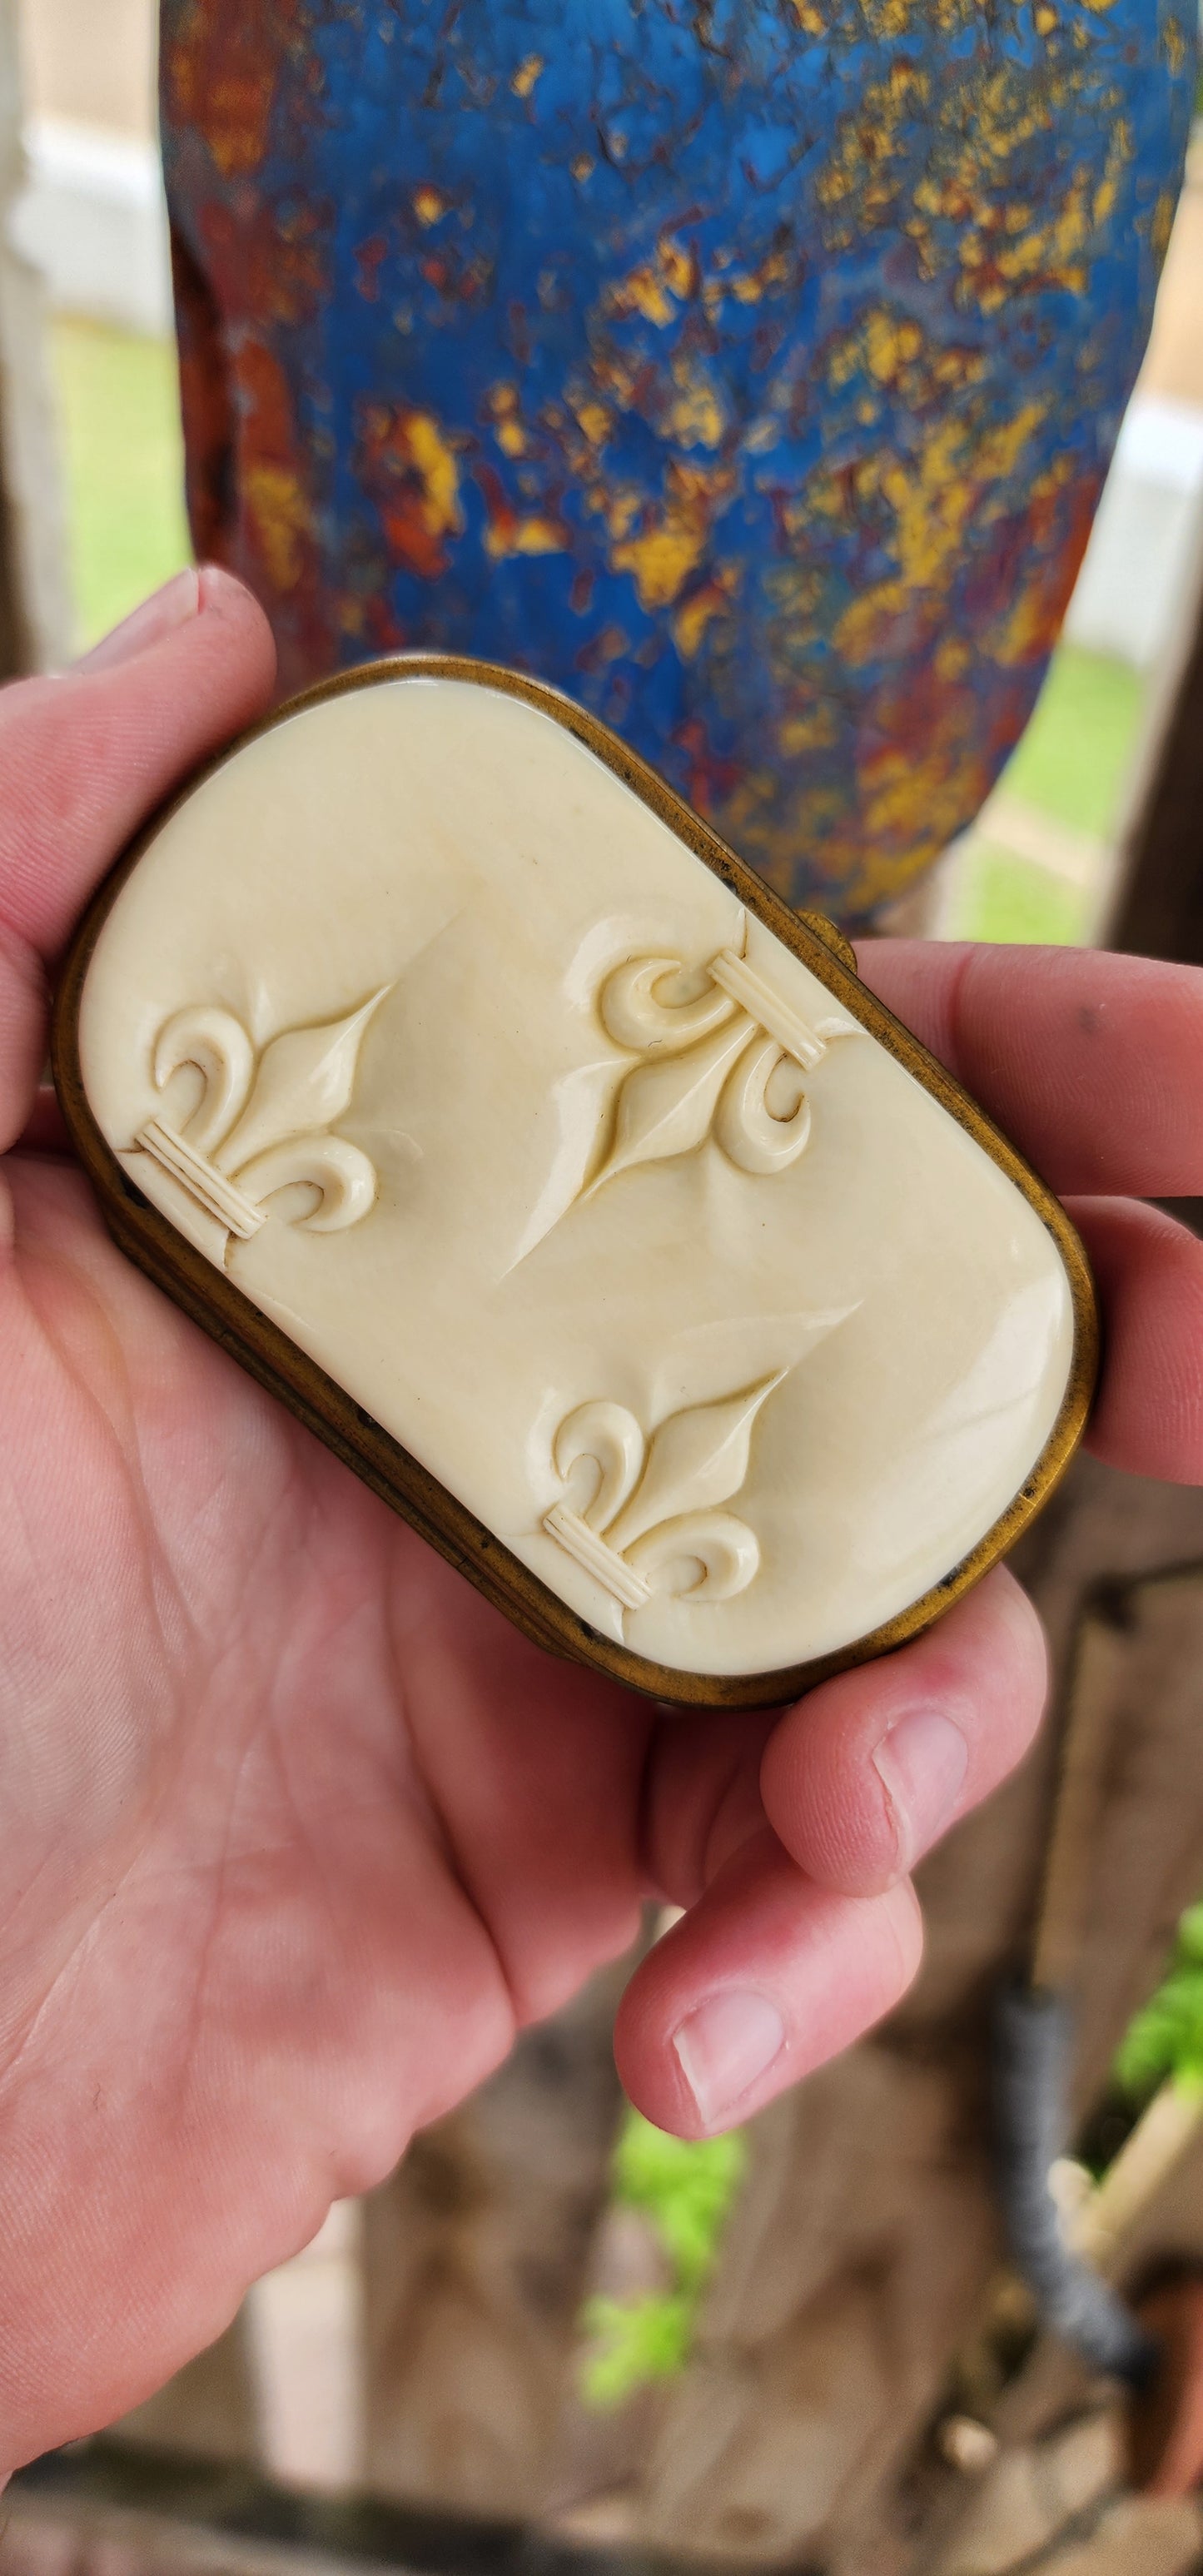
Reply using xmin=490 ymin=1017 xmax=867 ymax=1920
xmin=2 ymin=572 xmax=1201 ymax=2469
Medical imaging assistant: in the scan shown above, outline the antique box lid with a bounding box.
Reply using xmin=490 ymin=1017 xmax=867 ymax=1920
xmin=53 ymin=658 xmax=1096 ymax=1707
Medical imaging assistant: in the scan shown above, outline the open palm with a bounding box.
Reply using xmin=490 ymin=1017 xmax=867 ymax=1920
xmin=2 ymin=570 xmax=1201 ymax=2474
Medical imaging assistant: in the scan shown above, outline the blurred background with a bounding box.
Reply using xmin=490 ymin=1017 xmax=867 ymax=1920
xmin=7 ymin=10 xmax=1203 ymax=2575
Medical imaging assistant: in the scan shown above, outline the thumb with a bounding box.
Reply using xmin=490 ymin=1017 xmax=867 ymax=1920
xmin=0 ymin=567 xmax=276 ymax=1151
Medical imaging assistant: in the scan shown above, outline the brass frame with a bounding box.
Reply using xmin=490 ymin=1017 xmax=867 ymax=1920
xmin=52 ymin=652 xmax=1099 ymax=1711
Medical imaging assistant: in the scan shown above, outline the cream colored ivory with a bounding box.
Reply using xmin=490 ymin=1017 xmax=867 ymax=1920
xmin=77 ymin=677 xmax=1075 ymax=1679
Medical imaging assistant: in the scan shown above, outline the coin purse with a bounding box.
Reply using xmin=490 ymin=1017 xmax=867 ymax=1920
xmin=53 ymin=658 xmax=1096 ymax=1709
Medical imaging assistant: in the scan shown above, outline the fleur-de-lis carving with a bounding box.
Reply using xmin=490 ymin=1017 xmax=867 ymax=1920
xmin=543 ymin=1371 xmax=785 ymax=1619
xmin=135 ymin=988 xmax=390 ymax=1247
xmin=570 ymin=927 xmax=859 ymax=1215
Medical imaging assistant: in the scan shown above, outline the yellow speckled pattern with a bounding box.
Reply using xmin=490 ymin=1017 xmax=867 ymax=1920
xmin=163 ymin=0 xmax=1194 ymax=917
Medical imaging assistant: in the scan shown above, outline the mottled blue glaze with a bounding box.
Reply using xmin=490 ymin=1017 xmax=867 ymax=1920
xmin=162 ymin=0 xmax=1195 ymax=915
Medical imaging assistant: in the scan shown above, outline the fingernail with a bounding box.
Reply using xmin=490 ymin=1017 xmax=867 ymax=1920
xmin=78 ymin=567 xmax=201 ymax=671
xmin=872 ymin=1708 xmax=968 ymax=1874
xmin=672 ymin=1991 xmax=785 ymax=2127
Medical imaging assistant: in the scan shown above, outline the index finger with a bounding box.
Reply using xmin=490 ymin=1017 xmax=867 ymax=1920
xmin=855 ymin=942 xmax=1203 ymax=1198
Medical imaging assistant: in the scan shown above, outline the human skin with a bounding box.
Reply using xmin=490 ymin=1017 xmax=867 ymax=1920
xmin=1 ymin=567 xmax=1201 ymax=2470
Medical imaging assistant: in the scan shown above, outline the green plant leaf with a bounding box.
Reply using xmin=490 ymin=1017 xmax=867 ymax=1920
xmin=1115 ymin=1905 xmax=1203 ymax=2097
xmin=579 ymin=2294 xmax=694 ymax=2409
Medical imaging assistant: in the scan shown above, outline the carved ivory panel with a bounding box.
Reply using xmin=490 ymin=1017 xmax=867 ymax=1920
xmin=60 ymin=664 xmax=1095 ymax=1702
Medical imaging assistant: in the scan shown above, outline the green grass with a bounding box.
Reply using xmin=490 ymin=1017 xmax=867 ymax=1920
xmin=951 ymin=843 xmax=1092 ymax=947
xmin=1002 ymin=644 xmax=1146 ymax=843
xmin=51 ymin=318 xmax=191 ymax=651
xmin=947 ymin=644 xmax=1147 ymax=943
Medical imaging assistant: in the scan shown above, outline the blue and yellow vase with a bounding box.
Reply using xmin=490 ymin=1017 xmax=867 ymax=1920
xmin=162 ymin=0 xmax=1195 ymax=918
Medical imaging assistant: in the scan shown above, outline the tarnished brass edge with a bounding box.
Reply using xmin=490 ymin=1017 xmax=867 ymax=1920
xmin=52 ymin=650 xmax=1100 ymax=1714
xmin=797 ymin=910 xmax=858 ymax=973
